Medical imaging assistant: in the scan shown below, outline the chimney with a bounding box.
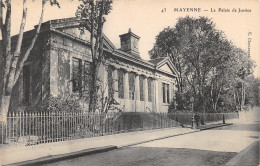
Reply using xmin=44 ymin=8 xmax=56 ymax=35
xmin=119 ymin=28 xmax=140 ymax=58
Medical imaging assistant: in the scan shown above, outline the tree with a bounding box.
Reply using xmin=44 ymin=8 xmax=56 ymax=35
xmin=0 ymin=0 xmax=60 ymax=124
xmin=207 ymin=47 xmax=243 ymax=112
xmin=149 ymin=27 xmax=185 ymax=92
xmin=232 ymin=48 xmax=255 ymax=111
xmin=76 ymin=0 xmax=112 ymax=113
xmin=150 ymin=16 xmax=233 ymax=115
xmin=246 ymin=76 xmax=260 ymax=107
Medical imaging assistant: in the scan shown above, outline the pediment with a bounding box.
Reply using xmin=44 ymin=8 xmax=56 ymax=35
xmin=158 ymin=63 xmax=173 ymax=73
xmin=156 ymin=58 xmax=178 ymax=77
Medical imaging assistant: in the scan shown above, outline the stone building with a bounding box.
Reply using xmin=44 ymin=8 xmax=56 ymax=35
xmin=9 ymin=17 xmax=178 ymax=113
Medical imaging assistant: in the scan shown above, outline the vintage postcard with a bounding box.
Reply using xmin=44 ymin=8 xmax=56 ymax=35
xmin=0 ymin=0 xmax=259 ymax=165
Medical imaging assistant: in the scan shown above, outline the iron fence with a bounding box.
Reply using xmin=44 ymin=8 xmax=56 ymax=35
xmin=0 ymin=111 xmax=238 ymax=146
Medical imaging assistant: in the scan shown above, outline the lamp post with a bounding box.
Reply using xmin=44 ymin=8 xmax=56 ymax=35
xmin=221 ymin=101 xmax=225 ymax=124
xmin=190 ymin=97 xmax=195 ymax=128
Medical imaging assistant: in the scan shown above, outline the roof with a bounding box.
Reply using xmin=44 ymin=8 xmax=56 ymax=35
xmin=29 ymin=17 xmax=178 ymax=77
xmin=148 ymin=57 xmax=166 ymax=65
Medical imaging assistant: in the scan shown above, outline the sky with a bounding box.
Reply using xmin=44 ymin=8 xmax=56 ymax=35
xmin=8 ymin=0 xmax=260 ymax=78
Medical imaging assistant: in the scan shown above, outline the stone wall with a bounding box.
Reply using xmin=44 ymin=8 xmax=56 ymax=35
xmin=9 ymin=31 xmax=51 ymax=112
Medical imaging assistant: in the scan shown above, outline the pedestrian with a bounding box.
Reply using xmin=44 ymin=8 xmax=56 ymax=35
xmin=194 ymin=112 xmax=200 ymax=127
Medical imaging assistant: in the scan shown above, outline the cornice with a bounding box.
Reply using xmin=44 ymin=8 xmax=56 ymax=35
xmin=50 ymin=29 xmax=113 ymax=54
xmin=113 ymin=49 xmax=155 ymax=69
xmin=37 ymin=18 xmax=177 ymax=79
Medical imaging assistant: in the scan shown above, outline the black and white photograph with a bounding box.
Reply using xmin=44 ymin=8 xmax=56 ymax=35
xmin=0 ymin=0 xmax=259 ymax=165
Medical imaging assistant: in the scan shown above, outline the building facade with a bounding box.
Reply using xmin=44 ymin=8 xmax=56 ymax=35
xmin=9 ymin=18 xmax=178 ymax=113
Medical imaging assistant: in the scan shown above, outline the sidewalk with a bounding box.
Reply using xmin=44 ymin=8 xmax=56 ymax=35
xmin=197 ymin=123 xmax=233 ymax=130
xmin=0 ymin=127 xmax=196 ymax=165
xmin=0 ymin=122 xmax=233 ymax=166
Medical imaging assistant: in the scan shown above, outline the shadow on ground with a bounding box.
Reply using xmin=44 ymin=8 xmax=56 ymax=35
xmin=212 ymin=123 xmax=259 ymax=132
xmin=43 ymin=147 xmax=237 ymax=166
xmin=237 ymin=141 xmax=259 ymax=166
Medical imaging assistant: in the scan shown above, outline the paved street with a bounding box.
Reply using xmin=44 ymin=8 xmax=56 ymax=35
xmin=44 ymin=108 xmax=259 ymax=166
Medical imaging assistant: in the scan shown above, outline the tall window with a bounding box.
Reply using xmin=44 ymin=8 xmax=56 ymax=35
xmin=162 ymin=83 xmax=166 ymax=103
xmin=23 ymin=65 xmax=30 ymax=103
xmin=107 ymin=66 xmax=114 ymax=99
xmin=162 ymin=83 xmax=170 ymax=103
xmin=128 ymin=72 xmax=135 ymax=100
xmin=139 ymin=76 xmax=144 ymax=101
xmin=148 ymin=78 xmax=152 ymax=102
xmin=84 ymin=61 xmax=91 ymax=91
xmin=72 ymin=58 xmax=82 ymax=92
xmin=118 ymin=69 xmax=124 ymax=99
xmin=166 ymin=84 xmax=170 ymax=103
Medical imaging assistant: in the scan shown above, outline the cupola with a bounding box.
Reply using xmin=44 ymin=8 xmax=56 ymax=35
xmin=119 ymin=28 xmax=140 ymax=58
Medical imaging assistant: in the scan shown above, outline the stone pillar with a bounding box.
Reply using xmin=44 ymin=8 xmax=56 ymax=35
xmin=113 ymin=68 xmax=118 ymax=101
xmin=124 ymin=71 xmax=130 ymax=112
xmin=169 ymin=82 xmax=173 ymax=103
xmin=135 ymin=74 xmax=140 ymax=112
xmin=154 ymin=78 xmax=160 ymax=112
xmin=50 ymin=49 xmax=59 ymax=97
xmin=144 ymin=77 xmax=148 ymax=112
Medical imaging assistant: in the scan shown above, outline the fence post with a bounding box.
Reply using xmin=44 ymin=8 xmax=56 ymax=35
xmin=62 ymin=111 xmax=65 ymax=141
xmin=1 ymin=118 xmax=3 ymax=144
xmin=28 ymin=112 xmax=31 ymax=142
xmin=40 ymin=111 xmax=42 ymax=143
xmin=12 ymin=112 xmax=15 ymax=140
xmin=6 ymin=112 xmax=8 ymax=143
xmin=36 ymin=112 xmax=38 ymax=139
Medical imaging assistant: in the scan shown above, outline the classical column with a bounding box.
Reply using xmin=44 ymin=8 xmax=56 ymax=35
xmin=153 ymin=78 xmax=160 ymax=112
xmin=113 ymin=68 xmax=118 ymax=101
xmin=135 ymin=74 xmax=140 ymax=112
xmin=169 ymin=82 xmax=173 ymax=103
xmin=144 ymin=77 xmax=148 ymax=112
xmin=124 ymin=71 xmax=130 ymax=112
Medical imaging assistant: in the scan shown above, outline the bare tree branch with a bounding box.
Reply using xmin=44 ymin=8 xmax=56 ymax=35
xmin=1 ymin=0 xmax=11 ymax=95
xmin=14 ymin=0 xmax=46 ymax=83
xmin=15 ymin=0 xmax=27 ymax=55
xmin=0 ymin=0 xmax=4 ymax=39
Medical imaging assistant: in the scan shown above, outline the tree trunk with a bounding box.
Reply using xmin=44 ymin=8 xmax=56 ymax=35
xmin=0 ymin=95 xmax=11 ymax=124
xmin=0 ymin=0 xmax=46 ymax=123
xmin=88 ymin=62 xmax=101 ymax=112
xmin=88 ymin=68 xmax=97 ymax=112
xmin=88 ymin=1 xmax=105 ymax=113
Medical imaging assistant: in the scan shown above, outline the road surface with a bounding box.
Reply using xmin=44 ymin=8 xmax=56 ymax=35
xmin=44 ymin=108 xmax=259 ymax=166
